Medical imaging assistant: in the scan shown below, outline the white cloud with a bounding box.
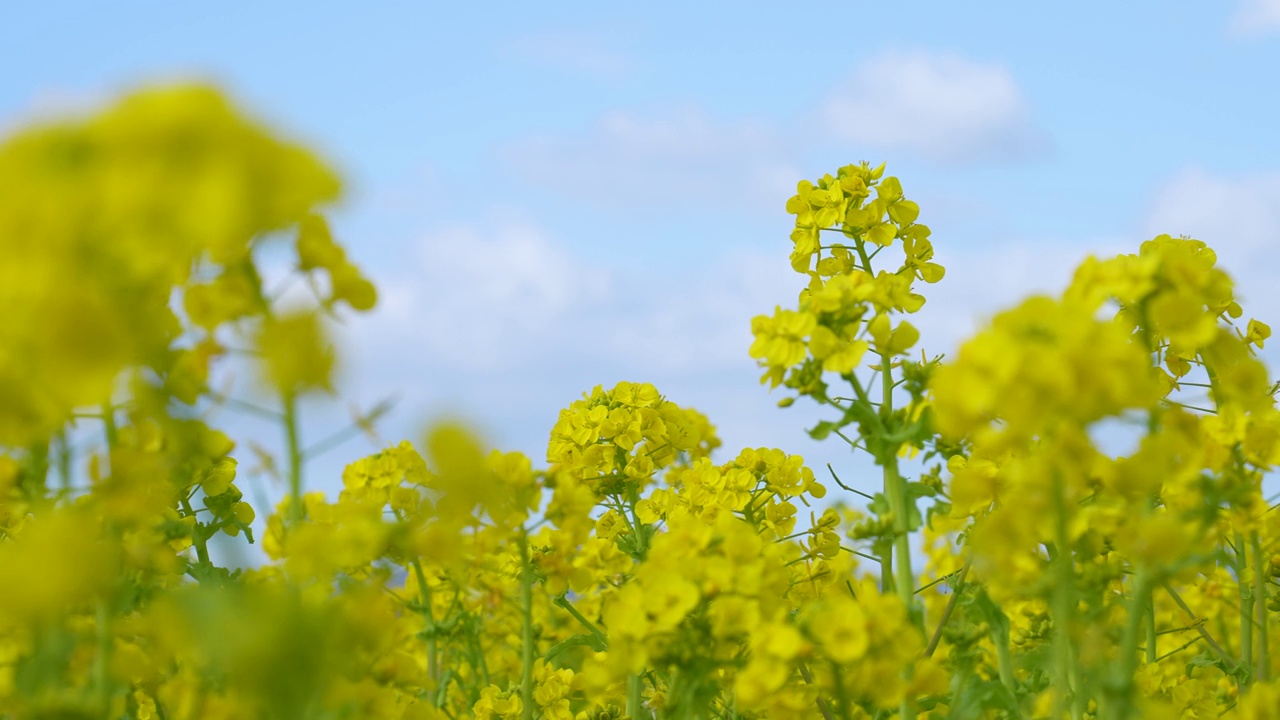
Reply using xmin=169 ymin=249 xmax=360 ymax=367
xmin=605 ymin=250 xmax=800 ymax=372
xmin=331 ymin=219 xmax=813 ymax=469
xmin=1143 ymin=166 xmax=1280 ymax=319
xmin=0 ymin=86 xmax=110 ymax=137
xmin=505 ymin=105 xmax=801 ymax=211
xmin=502 ymin=49 xmax=1045 ymax=214
xmin=912 ymin=238 xmax=1126 ymax=357
xmin=507 ymin=29 xmax=633 ymax=79
xmin=351 ymin=222 xmax=609 ymax=372
xmin=821 ymin=50 xmax=1047 ymax=165
xmin=1228 ymin=0 xmax=1280 ymax=37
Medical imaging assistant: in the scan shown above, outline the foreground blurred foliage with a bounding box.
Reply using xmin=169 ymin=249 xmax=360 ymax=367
xmin=2 ymin=85 xmax=1280 ymax=720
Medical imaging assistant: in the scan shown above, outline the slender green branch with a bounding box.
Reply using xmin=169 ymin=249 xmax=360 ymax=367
xmin=208 ymin=391 xmax=284 ymax=421
xmin=180 ymin=496 xmax=211 ymax=567
xmin=1145 ymin=592 xmax=1158 ymax=665
xmin=925 ymin=559 xmax=971 ymax=658
xmin=797 ymin=662 xmax=837 ymax=720
xmin=627 ymin=673 xmax=647 ymax=720
xmin=827 ymin=464 xmax=874 ymax=500
xmin=282 ymin=392 xmax=305 ymax=524
xmin=554 ymin=595 xmax=608 ymax=648
xmin=1255 ymin=532 xmax=1270 ymax=681
xmin=1154 ymin=635 xmax=1203 ymax=663
xmin=916 ymin=566 xmax=964 ymax=596
xmin=1162 ymin=582 xmax=1237 ymax=668
xmin=411 ymin=559 xmax=441 ymax=690
xmin=520 ymin=533 xmax=536 ymax=720
xmin=1104 ymin=569 xmax=1151 ymax=720
xmin=1238 ymin=531 xmax=1255 ymax=687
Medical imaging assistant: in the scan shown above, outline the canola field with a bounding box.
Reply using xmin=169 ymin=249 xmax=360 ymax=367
xmin=1 ymin=86 xmax=1278 ymax=720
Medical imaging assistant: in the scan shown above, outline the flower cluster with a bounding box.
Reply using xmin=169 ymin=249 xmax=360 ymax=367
xmin=5 ymin=86 xmax=1280 ymax=720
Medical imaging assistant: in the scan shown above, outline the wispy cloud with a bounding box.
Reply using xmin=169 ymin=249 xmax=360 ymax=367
xmin=1228 ymin=0 xmax=1280 ymax=37
xmin=1143 ymin=166 xmax=1280 ymax=313
xmin=355 ymin=222 xmax=610 ymax=372
xmin=335 ymin=218 xmax=813 ymax=466
xmin=504 ymin=48 xmax=1045 ymax=216
xmin=821 ymin=50 xmax=1048 ymax=165
xmin=506 ymin=28 xmax=634 ymax=79
xmin=505 ymin=105 xmax=800 ymax=211
xmin=912 ymin=237 xmax=1128 ymax=357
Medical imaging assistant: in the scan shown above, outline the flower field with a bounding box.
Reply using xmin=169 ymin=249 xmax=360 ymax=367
xmin=3 ymin=85 xmax=1280 ymax=720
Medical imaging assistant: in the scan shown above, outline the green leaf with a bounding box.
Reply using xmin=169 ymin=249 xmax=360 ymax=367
xmin=869 ymin=492 xmax=890 ymax=516
xmin=809 ymin=420 xmax=839 ymax=441
xmin=546 ymin=633 xmax=607 ymax=660
xmin=907 ymin=481 xmax=938 ymax=499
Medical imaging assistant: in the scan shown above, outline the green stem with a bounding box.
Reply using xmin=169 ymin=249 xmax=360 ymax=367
xmin=925 ymin=559 xmax=971 ymax=658
xmin=880 ymin=546 xmax=893 ymax=594
xmin=411 ymin=559 xmax=440 ymax=691
xmin=797 ymin=663 xmax=837 ymax=720
xmin=519 ymin=533 xmax=535 ymax=720
xmin=628 ymin=673 xmax=646 ymax=720
xmin=1104 ymin=569 xmax=1152 ymax=720
xmin=877 ymin=321 xmax=917 ymax=720
xmin=282 ymin=392 xmax=305 ymax=524
xmin=180 ymin=496 xmax=211 ymax=566
xmin=1145 ymin=594 xmax=1157 ymax=665
xmin=992 ymin=622 xmax=1020 ymax=716
xmin=93 ymin=599 xmax=113 ymax=714
xmin=885 ymin=461 xmax=916 ymax=617
xmin=1164 ymin=582 xmax=1238 ymax=668
xmin=1051 ymin=471 xmax=1083 ymax=720
xmin=53 ymin=430 xmax=72 ymax=495
xmin=1238 ymin=531 xmax=1254 ymax=686
xmin=20 ymin=442 xmax=49 ymax=502
xmin=1255 ymin=532 xmax=1270 ymax=681
xmin=831 ymin=660 xmax=852 ymax=720
xmin=102 ymin=402 xmax=118 ymax=449
xmin=554 ymin=595 xmax=608 ymax=648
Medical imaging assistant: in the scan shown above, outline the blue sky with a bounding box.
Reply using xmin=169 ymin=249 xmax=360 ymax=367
xmin=3 ymin=1 xmax=1279 ymax=517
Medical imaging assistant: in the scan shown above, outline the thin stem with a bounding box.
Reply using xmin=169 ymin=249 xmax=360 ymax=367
xmin=1238 ymin=531 xmax=1255 ymax=686
xmin=53 ymin=430 xmax=73 ymax=494
xmin=827 ymin=463 xmax=874 ymax=500
xmin=1104 ymin=569 xmax=1151 ymax=720
xmin=925 ymin=559 xmax=971 ymax=658
xmin=1162 ymin=582 xmax=1237 ymax=668
xmin=93 ymin=599 xmax=113 ymax=714
xmin=992 ymin=619 xmax=1020 ymax=717
xmin=520 ymin=533 xmax=535 ymax=720
xmin=209 ymin=391 xmax=284 ymax=421
xmin=831 ymin=660 xmax=852 ymax=720
xmin=180 ymin=496 xmax=211 ymax=567
xmin=283 ymin=392 xmax=305 ymax=524
xmin=411 ymin=559 xmax=440 ymax=690
xmin=1256 ymin=532 xmax=1271 ymax=681
xmin=864 ymin=243 xmax=917 ymax=720
xmin=1154 ymin=635 xmax=1203 ymax=663
xmin=1159 ymin=399 xmax=1216 ymax=414
xmin=627 ymin=673 xmax=646 ymax=720
xmin=101 ymin=402 xmax=118 ymax=449
xmin=831 ymin=428 xmax=865 ymax=455
xmin=797 ymin=663 xmax=837 ymax=720
xmin=843 ymin=547 xmax=883 ymax=563
xmin=302 ymin=424 xmax=363 ymax=460
xmin=554 ymin=595 xmax=608 ymax=648
xmin=1051 ymin=470 xmax=1083 ymax=720
xmin=1145 ymin=592 xmax=1158 ymax=664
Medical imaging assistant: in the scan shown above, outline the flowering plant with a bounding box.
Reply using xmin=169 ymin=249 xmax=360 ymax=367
xmin=1 ymin=86 xmax=1277 ymax=720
